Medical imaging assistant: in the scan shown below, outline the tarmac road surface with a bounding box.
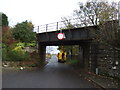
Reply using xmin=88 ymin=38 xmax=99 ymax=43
xmin=2 ymin=55 xmax=98 ymax=88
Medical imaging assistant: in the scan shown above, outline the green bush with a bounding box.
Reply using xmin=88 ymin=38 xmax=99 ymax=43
xmin=66 ymin=59 xmax=79 ymax=65
xmin=8 ymin=46 xmax=30 ymax=61
xmin=26 ymin=42 xmax=36 ymax=47
xmin=2 ymin=44 xmax=8 ymax=61
xmin=2 ymin=47 xmax=7 ymax=61
xmin=16 ymin=42 xmax=25 ymax=48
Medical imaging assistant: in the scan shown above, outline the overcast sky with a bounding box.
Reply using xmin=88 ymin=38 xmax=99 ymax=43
xmin=1 ymin=0 xmax=119 ymax=27
xmin=1 ymin=0 xmax=81 ymax=26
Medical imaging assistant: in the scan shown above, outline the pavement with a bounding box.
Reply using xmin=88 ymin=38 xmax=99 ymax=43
xmin=72 ymin=67 xmax=120 ymax=90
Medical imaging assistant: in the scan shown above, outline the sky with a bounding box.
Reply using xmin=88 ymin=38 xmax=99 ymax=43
xmin=46 ymin=46 xmax=60 ymax=54
xmin=1 ymin=0 xmax=119 ymax=27
xmin=1 ymin=0 xmax=81 ymax=27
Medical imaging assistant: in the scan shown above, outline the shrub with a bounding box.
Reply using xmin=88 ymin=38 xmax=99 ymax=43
xmin=66 ymin=59 xmax=79 ymax=65
xmin=26 ymin=42 xmax=36 ymax=47
xmin=16 ymin=42 xmax=25 ymax=48
xmin=2 ymin=47 xmax=7 ymax=61
xmin=8 ymin=46 xmax=30 ymax=61
xmin=2 ymin=44 xmax=8 ymax=61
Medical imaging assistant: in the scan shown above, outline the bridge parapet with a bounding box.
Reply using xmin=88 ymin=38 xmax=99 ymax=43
xmin=37 ymin=26 xmax=97 ymax=46
xmin=33 ymin=18 xmax=94 ymax=33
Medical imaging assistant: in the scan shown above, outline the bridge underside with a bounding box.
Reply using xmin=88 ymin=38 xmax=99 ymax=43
xmin=37 ymin=26 xmax=97 ymax=71
xmin=38 ymin=40 xmax=92 ymax=71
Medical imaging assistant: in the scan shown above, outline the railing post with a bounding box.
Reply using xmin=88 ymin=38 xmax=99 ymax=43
xmin=46 ymin=24 xmax=48 ymax=32
xmin=38 ymin=26 xmax=39 ymax=33
xmin=56 ymin=22 xmax=58 ymax=30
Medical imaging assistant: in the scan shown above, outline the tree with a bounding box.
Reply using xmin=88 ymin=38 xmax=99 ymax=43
xmin=73 ymin=0 xmax=119 ymax=49
xmin=61 ymin=17 xmax=75 ymax=29
xmin=60 ymin=0 xmax=119 ymax=55
xmin=12 ymin=21 xmax=36 ymax=44
xmin=98 ymin=20 xmax=120 ymax=49
xmin=1 ymin=12 xmax=8 ymax=26
xmin=73 ymin=0 xmax=118 ymax=26
xmin=1 ymin=13 xmax=15 ymax=46
xmin=1 ymin=13 xmax=16 ymax=61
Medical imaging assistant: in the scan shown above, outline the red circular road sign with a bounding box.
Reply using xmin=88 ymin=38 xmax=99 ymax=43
xmin=57 ymin=33 xmax=64 ymax=40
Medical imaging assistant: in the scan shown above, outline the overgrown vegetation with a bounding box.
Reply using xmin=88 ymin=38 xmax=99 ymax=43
xmin=58 ymin=45 xmax=79 ymax=55
xmin=61 ymin=0 xmax=119 ymax=50
xmin=7 ymin=46 xmax=30 ymax=61
xmin=59 ymin=0 xmax=119 ymax=79
xmin=12 ymin=20 xmax=36 ymax=44
xmin=1 ymin=12 xmax=38 ymax=68
xmin=66 ymin=59 xmax=79 ymax=65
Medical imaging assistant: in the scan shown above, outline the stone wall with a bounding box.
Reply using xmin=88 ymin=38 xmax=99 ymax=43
xmin=98 ymin=44 xmax=120 ymax=78
xmin=90 ymin=43 xmax=120 ymax=78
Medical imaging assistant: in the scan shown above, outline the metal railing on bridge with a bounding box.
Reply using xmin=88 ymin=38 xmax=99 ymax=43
xmin=33 ymin=18 xmax=91 ymax=33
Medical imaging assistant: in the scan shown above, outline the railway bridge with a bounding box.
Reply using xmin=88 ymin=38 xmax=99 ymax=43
xmin=34 ymin=19 xmax=99 ymax=73
xmin=34 ymin=20 xmax=120 ymax=75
